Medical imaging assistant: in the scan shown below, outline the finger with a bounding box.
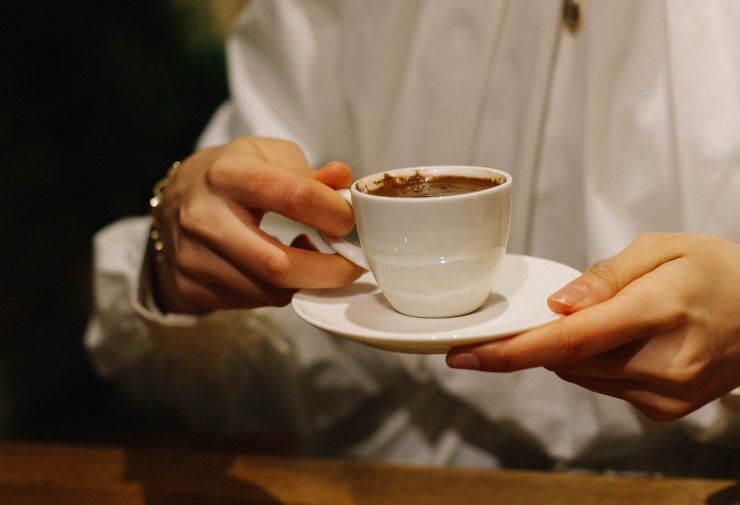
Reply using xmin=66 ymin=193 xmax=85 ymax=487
xmin=181 ymin=196 xmax=363 ymax=289
xmin=546 ymin=328 xmax=705 ymax=388
xmin=230 ymin=138 xmax=354 ymax=188
xmin=447 ymin=276 xmax=677 ymax=372
xmin=548 ymin=232 xmax=684 ymax=314
xmin=175 ymin=233 xmax=295 ymax=308
xmin=311 ymin=161 xmax=353 ymax=189
xmin=546 ymin=339 xmax=650 ymax=381
xmin=555 ymin=373 xmax=699 ymax=421
xmin=229 ymin=136 xmax=311 ymax=175
xmin=167 ymin=269 xmax=250 ymax=313
xmin=206 ymin=157 xmax=354 ymax=237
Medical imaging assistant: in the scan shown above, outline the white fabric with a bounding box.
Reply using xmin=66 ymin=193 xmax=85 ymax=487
xmin=86 ymin=0 xmax=740 ymax=470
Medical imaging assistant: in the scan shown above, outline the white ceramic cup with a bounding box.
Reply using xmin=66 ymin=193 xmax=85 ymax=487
xmin=320 ymin=166 xmax=512 ymax=318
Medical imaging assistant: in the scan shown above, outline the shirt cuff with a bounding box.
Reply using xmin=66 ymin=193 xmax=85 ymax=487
xmin=132 ymin=233 xmax=203 ymax=328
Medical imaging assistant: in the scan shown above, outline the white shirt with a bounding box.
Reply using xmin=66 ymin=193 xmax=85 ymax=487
xmin=85 ymin=0 xmax=740 ymax=471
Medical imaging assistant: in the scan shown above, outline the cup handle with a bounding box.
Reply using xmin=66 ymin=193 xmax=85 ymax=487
xmin=317 ymin=189 xmax=370 ymax=270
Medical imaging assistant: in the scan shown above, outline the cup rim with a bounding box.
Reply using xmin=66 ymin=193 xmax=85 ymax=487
xmin=350 ymin=165 xmax=511 ymax=202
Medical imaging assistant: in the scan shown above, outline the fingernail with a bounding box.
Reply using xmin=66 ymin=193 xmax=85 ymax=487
xmin=549 ymin=283 xmax=588 ymax=307
xmin=446 ymin=352 xmax=481 ymax=370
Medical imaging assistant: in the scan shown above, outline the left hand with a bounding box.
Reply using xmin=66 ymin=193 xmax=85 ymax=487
xmin=446 ymin=233 xmax=740 ymax=421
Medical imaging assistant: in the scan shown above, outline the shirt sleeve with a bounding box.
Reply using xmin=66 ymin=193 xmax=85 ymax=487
xmin=84 ymin=216 xmax=407 ymax=437
xmin=82 ymin=0 xmax=392 ymax=439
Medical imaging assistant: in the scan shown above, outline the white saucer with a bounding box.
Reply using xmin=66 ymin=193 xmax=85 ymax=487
xmin=291 ymin=254 xmax=581 ymax=354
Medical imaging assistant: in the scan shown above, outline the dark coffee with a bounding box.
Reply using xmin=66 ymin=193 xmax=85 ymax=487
xmin=361 ymin=172 xmax=504 ymax=198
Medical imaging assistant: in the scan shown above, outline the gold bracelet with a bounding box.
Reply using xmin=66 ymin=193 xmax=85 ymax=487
xmin=149 ymin=161 xmax=181 ymax=267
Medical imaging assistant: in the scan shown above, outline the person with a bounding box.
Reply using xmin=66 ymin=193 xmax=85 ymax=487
xmin=85 ymin=1 xmax=740 ymax=472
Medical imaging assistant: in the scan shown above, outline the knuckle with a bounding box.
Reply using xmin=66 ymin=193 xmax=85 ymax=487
xmin=637 ymin=282 xmax=690 ymax=332
xmin=174 ymin=274 xmax=201 ymax=304
xmin=658 ymin=299 xmax=690 ymax=331
xmin=261 ymin=250 xmax=292 ymax=286
xmin=174 ymin=240 xmax=199 ymax=277
xmin=177 ymin=205 xmax=198 ymax=234
xmin=667 ymin=363 xmax=704 ymax=386
xmin=206 ymin=156 xmax=239 ymax=188
xmin=667 ymin=351 xmax=714 ymax=386
xmin=280 ymin=181 xmax=314 ymax=216
xmin=484 ymin=343 xmax=516 ymax=373
xmin=585 ymin=259 xmax=621 ymax=293
xmin=554 ymin=324 xmax=587 ymax=363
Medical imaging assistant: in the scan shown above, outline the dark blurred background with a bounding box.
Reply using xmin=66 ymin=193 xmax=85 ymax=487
xmin=0 ymin=0 xmax=243 ymax=445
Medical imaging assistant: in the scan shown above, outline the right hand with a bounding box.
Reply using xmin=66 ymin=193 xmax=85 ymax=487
xmin=152 ymin=136 xmax=364 ymax=313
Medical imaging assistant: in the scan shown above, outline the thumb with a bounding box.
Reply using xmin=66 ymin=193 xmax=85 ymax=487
xmin=547 ymin=233 xmax=682 ymax=315
xmin=312 ymin=161 xmax=353 ymax=190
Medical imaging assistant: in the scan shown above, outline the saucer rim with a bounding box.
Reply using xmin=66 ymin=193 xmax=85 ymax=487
xmin=291 ymin=254 xmax=579 ymax=351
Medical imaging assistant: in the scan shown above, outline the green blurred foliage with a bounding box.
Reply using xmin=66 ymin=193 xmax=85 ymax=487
xmin=0 ymin=0 xmax=228 ymax=439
